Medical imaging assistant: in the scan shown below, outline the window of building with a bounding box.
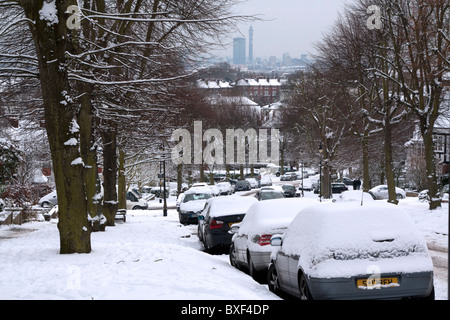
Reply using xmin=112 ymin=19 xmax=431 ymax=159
xmin=433 ymin=134 xmax=444 ymax=153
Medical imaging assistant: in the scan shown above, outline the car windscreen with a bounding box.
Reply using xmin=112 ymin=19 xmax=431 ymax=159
xmin=183 ymin=193 xmax=212 ymax=202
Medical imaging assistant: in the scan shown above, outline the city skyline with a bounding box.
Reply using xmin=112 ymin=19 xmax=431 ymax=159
xmin=219 ymin=0 xmax=347 ymax=59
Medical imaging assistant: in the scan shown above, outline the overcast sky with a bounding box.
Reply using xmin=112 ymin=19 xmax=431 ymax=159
xmin=218 ymin=0 xmax=348 ymax=59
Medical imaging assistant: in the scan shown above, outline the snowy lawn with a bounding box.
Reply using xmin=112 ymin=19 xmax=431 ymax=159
xmin=0 ymin=209 xmax=279 ymax=300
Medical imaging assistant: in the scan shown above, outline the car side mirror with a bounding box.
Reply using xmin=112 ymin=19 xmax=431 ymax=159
xmin=270 ymin=234 xmax=283 ymax=246
xmin=228 ymin=223 xmax=241 ymax=234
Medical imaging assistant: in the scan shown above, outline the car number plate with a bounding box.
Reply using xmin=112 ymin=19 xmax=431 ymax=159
xmin=357 ymin=277 xmax=399 ymax=289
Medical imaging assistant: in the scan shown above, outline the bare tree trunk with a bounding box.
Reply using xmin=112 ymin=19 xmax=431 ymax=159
xmin=422 ymin=127 xmax=441 ymax=209
xmin=362 ymin=135 xmax=371 ymax=192
xmin=118 ymin=148 xmax=126 ymax=211
xmin=384 ymin=111 xmax=398 ymax=205
xmin=102 ymin=128 xmax=118 ymax=226
xmin=20 ymin=0 xmax=91 ymax=253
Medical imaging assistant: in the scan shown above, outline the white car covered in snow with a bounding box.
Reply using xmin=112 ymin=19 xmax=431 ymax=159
xmin=229 ymin=198 xmax=322 ymax=282
xmin=178 ymin=187 xmax=213 ymax=225
xmin=369 ymin=185 xmax=406 ymax=200
xmin=216 ymin=182 xmax=233 ymax=195
xmin=39 ymin=190 xmax=58 ymax=207
xmin=268 ymin=202 xmax=434 ymax=300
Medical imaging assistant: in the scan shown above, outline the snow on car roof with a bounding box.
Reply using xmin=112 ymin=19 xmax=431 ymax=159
xmin=208 ymin=195 xmax=257 ymax=218
xmin=239 ymin=198 xmax=322 ymax=236
xmin=185 ymin=186 xmax=213 ymax=194
xmin=337 ymin=190 xmax=375 ymax=203
xmin=281 ymin=202 xmax=433 ymax=278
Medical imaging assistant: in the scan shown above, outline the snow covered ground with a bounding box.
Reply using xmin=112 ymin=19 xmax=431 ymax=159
xmin=0 ymin=189 xmax=447 ymax=300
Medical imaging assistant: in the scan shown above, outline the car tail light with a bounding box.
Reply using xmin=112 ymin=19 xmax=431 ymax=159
xmin=258 ymin=234 xmax=272 ymax=246
xmin=210 ymin=219 xmax=224 ymax=230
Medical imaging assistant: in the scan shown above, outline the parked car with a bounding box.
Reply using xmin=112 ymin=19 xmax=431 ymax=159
xmin=369 ymin=185 xmax=406 ymax=200
xmin=39 ymin=189 xmax=148 ymax=210
xmin=336 ymin=190 xmax=375 ymax=203
xmin=296 ymin=179 xmax=314 ymax=194
xmin=246 ymin=178 xmax=259 ymax=189
xmin=216 ymin=182 xmax=233 ymax=195
xmin=259 ymin=176 xmax=272 ymax=187
xmin=331 ymin=183 xmax=348 ymax=194
xmin=125 ymin=190 xmax=149 ymax=210
xmin=234 ymin=180 xmax=251 ymax=192
xmin=281 ymin=184 xmax=296 ymax=197
xmin=230 ymin=198 xmax=321 ymax=282
xmin=418 ymin=185 xmax=449 ymax=203
xmin=280 ymin=172 xmax=297 ymax=181
xmin=254 ymin=189 xmax=285 ymax=201
xmin=0 ymin=198 xmax=5 ymax=211
xmin=335 ymin=177 xmax=354 ymax=186
xmin=39 ymin=190 xmax=58 ymax=208
xmin=268 ymin=202 xmax=434 ymax=300
xmin=178 ymin=187 xmax=213 ymax=224
xmin=192 ymin=182 xmax=208 ymax=188
xmin=295 ymin=171 xmax=309 ymax=179
xmin=198 ymin=195 xmax=257 ymax=253
xmin=176 ymin=193 xmax=185 ymax=211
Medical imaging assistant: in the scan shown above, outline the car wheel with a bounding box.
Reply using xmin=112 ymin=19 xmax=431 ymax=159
xmin=268 ymin=263 xmax=280 ymax=294
xmin=229 ymin=244 xmax=239 ymax=269
xmin=132 ymin=206 xmax=142 ymax=210
xmin=298 ymin=272 xmax=313 ymax=300
xmin=396 ymin=193 xmax=404 ymax=200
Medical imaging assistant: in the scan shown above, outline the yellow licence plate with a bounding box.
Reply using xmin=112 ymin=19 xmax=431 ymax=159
xmin=357 ymin=277 xmax=399 ymax=289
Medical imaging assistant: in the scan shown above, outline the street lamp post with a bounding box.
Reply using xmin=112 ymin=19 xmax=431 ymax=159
xmin=319 ymin=143 xmax=323 ymax=202
xmin=160 ymin=144 xmax=167 ymax=217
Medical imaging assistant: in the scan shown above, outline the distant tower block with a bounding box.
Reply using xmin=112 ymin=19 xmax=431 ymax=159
xmin=233 ymin=37 xmax=246 ymax=65
xmin=249 ymin=26 xmax=254 ymax=64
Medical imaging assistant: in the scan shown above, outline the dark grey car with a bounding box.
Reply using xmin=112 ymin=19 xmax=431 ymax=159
xmin=198 ymin=196 xmax=257 ymax=253
xmin=268 ymin=202 xmax=434 ymax=300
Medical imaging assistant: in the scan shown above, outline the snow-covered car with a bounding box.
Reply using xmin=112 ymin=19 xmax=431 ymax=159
xmin=178 ymin=187 xmax=213 ymax=224
xmin=230 ymin=198 xmax=321 ymax=282
xmin=246 ymin=178 xmax=259 ymax=189
xmin=259 ymin=176 xmax=272 ymax=187
xmin=126 ymin=190 xmax=148 ymax=210
xmin=39 ymin=190 xmax=58 ymax=208
xmin=369 ymin=185 xmax=406 ymax=200
xmin=280 ymin=172 xmax=297 ymax=181
xmin=198 ymin=195 xmax=257 ymax=253
xmin=281 ymin=184 xmax=296 ymax=197
xmin=176 ymin=193 xmax=185 ymax=211
xmin=234 ymin=180 xmax=251 ymax=192
xmin=296 ymin=179 xmax=313 ymax=194
xmin=216 ymin=182 xmax=233 ymax=195
xmin=254 ymin=189 xmax=285 ymax=201
xmin=336 ymin=190 xmax=375 ymax=203
xmin=418 ymin=185 xmax=449 ymax=203
xmin=192 ymin=182 xmax=208 ymax=188
xmin=268 ymin=202 xmax=434 ymax=300
xmin=208 ymin=184 xmax=220 ymax=196
xmin=331 ymin=182 xmax=348 ymax=194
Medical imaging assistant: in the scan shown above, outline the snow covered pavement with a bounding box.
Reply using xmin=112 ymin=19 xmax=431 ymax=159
xmin=0 ymin=196 xmax=447 ymax=300
xmin=0 ymin=209 xmax=279 ymax=300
